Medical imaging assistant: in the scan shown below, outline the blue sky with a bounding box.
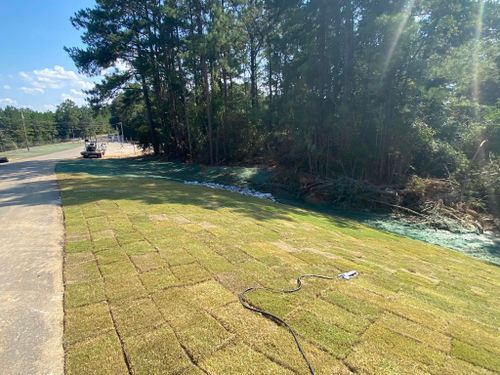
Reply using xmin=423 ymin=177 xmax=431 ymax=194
xmin=0 ymin=0 xmax=98 ymax=111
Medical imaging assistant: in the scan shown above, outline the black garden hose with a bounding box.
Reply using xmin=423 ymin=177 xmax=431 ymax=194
xmin=239 ymin=272 xmax=358 ymax=375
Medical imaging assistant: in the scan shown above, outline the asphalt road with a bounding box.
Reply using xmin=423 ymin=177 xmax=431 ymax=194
xmin=0 ymin=146 xmax=81 ymax=375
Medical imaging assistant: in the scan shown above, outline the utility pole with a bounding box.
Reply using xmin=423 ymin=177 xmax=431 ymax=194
xmin=21 ymin=110 xmax=30 ymax=151
xmin=0 ymin=130 xmax=5 ymax=152
xmin=120 ymin=122 xmax=124 ymax=145
xmin=115 ymin=122 xmax=124 ymax=147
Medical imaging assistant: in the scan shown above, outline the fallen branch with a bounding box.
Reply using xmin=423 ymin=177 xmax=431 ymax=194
xmin=369 ymin=199 xmax=429 ymax=219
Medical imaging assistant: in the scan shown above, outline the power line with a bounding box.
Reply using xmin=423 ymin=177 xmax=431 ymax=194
xmin=20 ymin=111 xmax=30 ymax=152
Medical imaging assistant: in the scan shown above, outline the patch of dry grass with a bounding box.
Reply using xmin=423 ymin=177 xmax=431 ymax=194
xmin=59 ymin=172 xmax=500 ymax=374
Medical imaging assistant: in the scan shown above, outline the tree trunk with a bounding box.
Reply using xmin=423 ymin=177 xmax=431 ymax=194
xmin=250 ymin=37 xmax=258 ymax=110
xmin=196 ymin=2 xmax=214 ymax=164
xmin=222 ymin=67 xmax=229 ymax=160
xmin=267 ymin=47 xmax=273 ymax=131
xmin=139 ymin=73 xmax=160 ymax=155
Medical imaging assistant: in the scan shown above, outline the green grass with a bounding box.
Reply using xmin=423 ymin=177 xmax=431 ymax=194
xmin=58 ymin=166 xmax=500 ymax=375
xmin=0 ymin=142 xmax=79 ymax=161
xmin=56 ymin=158 xmax=500 ymax=263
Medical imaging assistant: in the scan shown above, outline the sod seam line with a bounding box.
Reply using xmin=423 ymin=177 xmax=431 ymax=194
xmin=450 ymin=338 xmax=500 ymax=372
xmin=239 ymin=273 xmax=363 ymax=375
xmin=62 ymin=328 xmax=117 ymax=348
xmin=201 ymin=308 xmax=301 ymax=374
xmin=123 ymin=225 xmax=213 ymax=374
xmin=87 ymin=219 xmax=134 ymax=375
xmin=139 ymin=220 xmax=301 ymax=374
xmin=62 ymin=206 xmax=69 ymax=375
xmin=181 ymin=224 xmax=366 ymax=371
xmin=59 ymin=171 xmax=500 ymax=373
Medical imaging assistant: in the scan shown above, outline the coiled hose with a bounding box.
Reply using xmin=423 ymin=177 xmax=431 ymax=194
xmin=238 ymin=272 xmax=358 ymax=375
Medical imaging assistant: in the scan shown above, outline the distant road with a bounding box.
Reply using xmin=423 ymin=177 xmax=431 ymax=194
xmin=0 ymin=142 xmax=81 ymax=162
xmin=0 ymin=147 xmax=81 ymax=375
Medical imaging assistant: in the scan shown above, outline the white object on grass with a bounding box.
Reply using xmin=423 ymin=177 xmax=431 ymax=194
xmin=339 ymin=270 xmax=359 ymax=280
xmin=184 ymin=181 xmax=276 ymax=201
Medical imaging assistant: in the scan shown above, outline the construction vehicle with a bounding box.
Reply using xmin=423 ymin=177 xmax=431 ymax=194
xmin=81 ymin=139 xmax=106 ymax=158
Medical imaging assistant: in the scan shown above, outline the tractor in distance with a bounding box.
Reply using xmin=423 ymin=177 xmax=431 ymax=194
xmin=81 ymin=139 xmax=107 ymax=158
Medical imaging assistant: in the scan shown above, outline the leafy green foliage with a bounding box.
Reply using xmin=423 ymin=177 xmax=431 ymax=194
xmin=67 ymin=0 xmax=500 ymax=214
xmin=0 ymin=106 xmax=57 ymax=150
xmin=0 ymin=100 xmax=110 ymax=151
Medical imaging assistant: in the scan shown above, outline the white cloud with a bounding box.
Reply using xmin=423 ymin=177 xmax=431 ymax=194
xmin=3 ymin=85 xmax=11 ymax=90
xmin=0 ymin=98 xmax=17 ymax=107
xmin=20 ymin=86 xmax=44 ymax=95
xmin=61 ymin=93 xmax=78 ymax=101
xmin=61 ymin=92 xmax=86 ymax=106
xmin=101 ymin=59 xmax=132 ymax=75
xmin=70 ymin=88 xmax=85 ymax=97
xmin=43 ymin=104 xmax=57 ymax=111
xmin=19 ymin=65 xmax=94 ymax=92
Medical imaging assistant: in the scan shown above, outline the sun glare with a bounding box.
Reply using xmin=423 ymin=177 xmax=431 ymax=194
xmin=472 ymin=0 xmax=485 ymax=120
xmin=381 ymin=0 xmax=416 ymax=81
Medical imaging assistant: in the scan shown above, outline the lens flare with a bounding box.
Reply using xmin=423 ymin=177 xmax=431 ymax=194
xmin=472 ymin=0 xmax=485 ymax=119
xmin=381 ymin=0 xmax=416 ymax=81
xmin=470 ymin=2 xmax=496 ymax=214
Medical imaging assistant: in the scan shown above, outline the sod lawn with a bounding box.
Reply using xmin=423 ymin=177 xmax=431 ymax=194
xmin=0 ymin=142 xmax=79 ymax=161
xmin=58 ymin=165 xmax=500 ymax=374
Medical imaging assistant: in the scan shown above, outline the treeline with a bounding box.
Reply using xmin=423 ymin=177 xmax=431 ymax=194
xmin=68 ymin=1 xmax=499 ymax=185
xmin=0 ymin=100 xmax=110 ymax=151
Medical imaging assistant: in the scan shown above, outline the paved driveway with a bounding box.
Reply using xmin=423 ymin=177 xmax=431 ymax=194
xmin=0 ymin=147 xmax=80 ymax=375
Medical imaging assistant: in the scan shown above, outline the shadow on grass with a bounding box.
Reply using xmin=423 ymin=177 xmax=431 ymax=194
xmin=57 ymin=173 xmax=359 ymax=231
xmin=55 ymin=158 xmax=367 ymax=232
xmin=56 ymin=158 xmax=500 ymax=263
xmin=57 ymin=157 xmax=271 ymax=187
